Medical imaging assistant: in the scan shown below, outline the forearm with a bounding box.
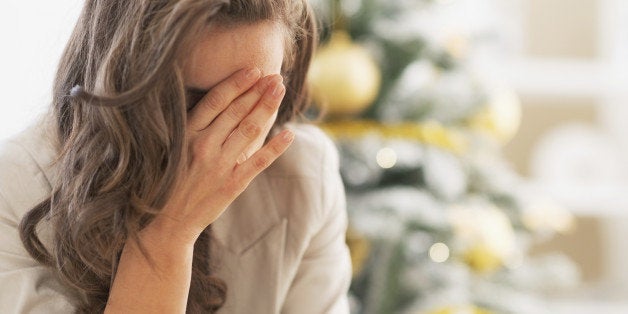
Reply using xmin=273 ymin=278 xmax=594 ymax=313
xmin=104 ymin=221 xmax=195 ymax=314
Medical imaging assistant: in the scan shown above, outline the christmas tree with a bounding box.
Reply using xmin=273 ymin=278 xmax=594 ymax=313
xmin=308 ymin=1 xmax=579 ymax=313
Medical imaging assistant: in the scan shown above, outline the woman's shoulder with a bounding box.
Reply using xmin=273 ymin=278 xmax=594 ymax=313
xmin=0 ymin=116 xmax=57 ymax=222
xmin=265 ymin=122 xmax=339 ymax=179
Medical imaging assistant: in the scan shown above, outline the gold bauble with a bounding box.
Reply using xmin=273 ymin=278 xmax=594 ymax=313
xmin=425 ymin=305 xmax=494 ymax=314
xmin=469 ymin=87 xmax=522 ymax=144
xmin=448 ymin=204 xmax=516 ymax=273
xmin=444 ymin=34 xmax=470 ymax=60
xmin=521 ymin=199 xmax=575 ymax=234
xmin=346 ymin=226 xmax=371 ymax=277
xmin=308 ymin=31 xmax=381 ymax=116
xmin=463 ymin=244 xmax=503 ymax=274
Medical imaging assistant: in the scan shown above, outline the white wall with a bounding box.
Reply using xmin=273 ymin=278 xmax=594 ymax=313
xmin=498 ymin=0 xmax=628 ymax=297
xmin=0 ymin=0 xmax=83 ymax=141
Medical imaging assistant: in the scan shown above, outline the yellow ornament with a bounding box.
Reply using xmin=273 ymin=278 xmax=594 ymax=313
xmin=448 ymin=203 xmax=516 ymax=273
xmin=308 ymin=31 xmax=381 ymax=116
xmin=444 ymin=34 xmax=469 ymax=60
xmin=346 ymin=226 xmax=371 ymax=277
xmin=419 ymin=120 xmax=467 ymax=154
xmin=521 ymin=198 xmax=575 ymax=234
xmin=425 ymin=305 xmax=494 ymax=314
xmin=320 ymin=120 xmax=468 ymax=154
xmin=469 ymin=87 xmax=522 ymax=144
xmin=463 ymin=244 xmax=503 ymax=273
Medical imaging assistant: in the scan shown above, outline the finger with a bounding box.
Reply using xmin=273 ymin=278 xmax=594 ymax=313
xmin=233 ymin=129 xmax=294 ymax=183
xmin=204 ymin=74 xmax=283 ymax=142
xmin=187 ymin=67 xmax=261 ymax=132
xmin=235 ymin=111 xmax=277 ymax=165
xmin=221 ymin=81 xmax=285 ymax=161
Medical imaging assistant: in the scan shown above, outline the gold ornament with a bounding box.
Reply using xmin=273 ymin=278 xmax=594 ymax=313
xmin=521 ymin=199 xmax=575 ymax=234
xmin=444 ymin=34 xmax=470 ymax=60
xmin=463 ymin=244 xmax=503 ymax=273
xmin=469 ymin=87 xmax=522 ymax=144
xmin=425 ymin=305 xmax=494 ymax=314
xmin=320 ymin=120 xmax=468 ymax=154
xmin=448 ymin=203 xmax=516 ymax=273
xmin=346 ymin=226 xmax=371 ymax=277
xmin=308 ymin=31 xmax=381 ymax=116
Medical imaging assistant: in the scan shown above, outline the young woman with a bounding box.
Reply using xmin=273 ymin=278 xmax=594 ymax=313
xmin=0 ymin=0 xmax=351 ymax=313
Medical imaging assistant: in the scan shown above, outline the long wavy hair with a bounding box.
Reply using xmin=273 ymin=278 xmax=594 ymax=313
xmin=18 ymin=0 xmax=317 ymax=312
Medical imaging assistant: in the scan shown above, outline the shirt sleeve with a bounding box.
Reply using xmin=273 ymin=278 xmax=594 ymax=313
xmin=280 ymin=132 xmax=352 ymax=314
xmin=0 ymin=144 xmax=76 ymax=314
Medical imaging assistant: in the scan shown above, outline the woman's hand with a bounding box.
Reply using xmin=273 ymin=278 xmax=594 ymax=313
xmin=149 ymin=67 xmax=293 ymax=245
xmin=106 ymin=68 xmax=291 ymax=313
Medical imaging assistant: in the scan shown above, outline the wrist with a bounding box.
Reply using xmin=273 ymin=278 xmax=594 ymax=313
xmin=138 ymin=216 xmax=198 ymax=255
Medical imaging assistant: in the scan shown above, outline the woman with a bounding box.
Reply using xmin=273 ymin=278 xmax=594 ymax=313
xmin=0 ymin=0 xmax=351 ymax=313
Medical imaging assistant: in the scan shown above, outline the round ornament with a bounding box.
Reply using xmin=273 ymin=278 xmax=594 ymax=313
xmin=308 ymin=31 xmax=381 ymax=116
xmin=469 ymin=87 xmax=521 ymax=144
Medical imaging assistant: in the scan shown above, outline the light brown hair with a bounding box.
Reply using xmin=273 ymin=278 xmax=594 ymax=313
xmin=18 ymin=0 xmax=317 ymax=312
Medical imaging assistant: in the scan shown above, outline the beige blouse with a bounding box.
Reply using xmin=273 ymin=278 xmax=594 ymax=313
xmin=0 ymin=116 xmax=352 ymax=313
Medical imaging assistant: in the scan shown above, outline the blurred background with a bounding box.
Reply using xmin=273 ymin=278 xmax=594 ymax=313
xmin=2 ymin=0 xmax=628 ymax=313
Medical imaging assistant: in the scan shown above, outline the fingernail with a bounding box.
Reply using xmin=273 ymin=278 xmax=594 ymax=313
xmin=283 ymin=130 xmax=294 ymax=143
xmin=272 ymin=83 xmax=285 ymax=98
xmin=263 ymin=75 xmax=283 ymax=91
xmin=237 ymin=152 xmax=247 ymax=164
